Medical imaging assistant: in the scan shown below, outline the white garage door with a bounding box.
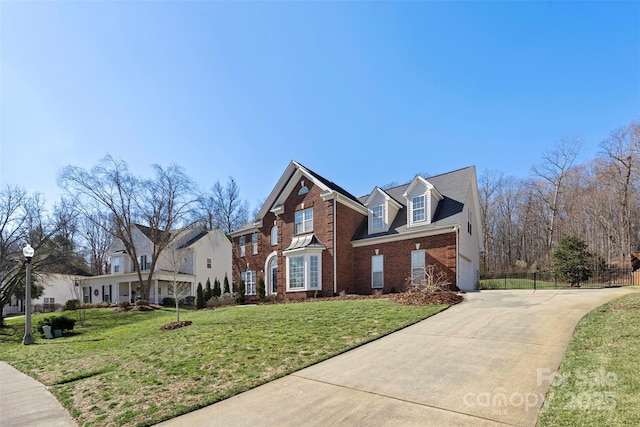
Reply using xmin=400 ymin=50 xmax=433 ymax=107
xmin=458 ymin=256 xmax=474 ymax=292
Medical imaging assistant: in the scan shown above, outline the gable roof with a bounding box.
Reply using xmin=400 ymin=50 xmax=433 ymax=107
xmin=231 ymin=160 xmax=367 ymax=236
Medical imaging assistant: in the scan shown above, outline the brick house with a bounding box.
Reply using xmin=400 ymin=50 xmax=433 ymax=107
xmin=229 ymin=161 xmax=483 ymax=299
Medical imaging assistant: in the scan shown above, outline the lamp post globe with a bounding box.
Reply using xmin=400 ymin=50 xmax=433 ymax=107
xmin=22 ymin=244 xmax=35 ymax=345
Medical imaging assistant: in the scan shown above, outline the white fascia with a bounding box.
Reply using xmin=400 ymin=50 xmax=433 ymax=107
xmin=321 ymin=190 xmax=368 ymax=216
xmin=351 ymin=225 xmax=459 ymax=248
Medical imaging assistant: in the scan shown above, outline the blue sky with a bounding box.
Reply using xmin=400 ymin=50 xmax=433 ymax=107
xmin=1 ymin=1 xmax=638 ymax=212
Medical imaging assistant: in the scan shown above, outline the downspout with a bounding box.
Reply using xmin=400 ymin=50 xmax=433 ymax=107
xmin=454 ymin=225 xmax=460 ymax=289
xmin=333 ymin=197 xmax=337 ymax=295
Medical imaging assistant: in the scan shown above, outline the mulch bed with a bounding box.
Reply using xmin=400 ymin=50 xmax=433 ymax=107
xmin=272 ymin=290 xmax=464 ymax=307
xmin=160 ymin=320 xmax=193 ymax=331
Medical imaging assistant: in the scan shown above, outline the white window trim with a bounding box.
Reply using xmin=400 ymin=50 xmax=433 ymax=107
xmin=252 ymin=233 xmax=258 ymax=255
xmin=372 ymin=255 xmax=384 ymax=288
xmin=411 ymin=195 xmax=426 ymax=224
xmin=242 ymin=270 xmax=257 ymax=295
xmin=285 ymin=248 xmax=323 ymax=292
xmin=239 ymin=236 xmax=246 ymax=257
xmin=294 ymin=207 xmax=314 ymax=234
xmin=411 ymin=250 xmax=426 ymax=285
xmin=371 ymin=205 xmax=384 ymax=230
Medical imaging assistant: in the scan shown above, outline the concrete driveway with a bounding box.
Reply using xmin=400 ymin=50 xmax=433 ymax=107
xmin=158 ymin=288 xmax=636 ymax=427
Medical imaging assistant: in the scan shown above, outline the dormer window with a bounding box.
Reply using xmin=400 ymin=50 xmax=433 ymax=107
xmin=404 ymin=176 xmax=443 ymax=228
xmin=372 ymin=205 xmax=384 ymax=230
xmin=411 ymin=195 xmax=426 ymax=223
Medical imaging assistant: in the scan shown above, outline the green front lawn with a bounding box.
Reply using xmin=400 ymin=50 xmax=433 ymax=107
xmin=538 ymin=292 xmax=640 ymax=426
xmin=0 ymin=300 xmax=447 ymax=426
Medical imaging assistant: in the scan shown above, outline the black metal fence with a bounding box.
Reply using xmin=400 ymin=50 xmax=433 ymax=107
xmin=480 ymin=268 xmax=636 ymax=290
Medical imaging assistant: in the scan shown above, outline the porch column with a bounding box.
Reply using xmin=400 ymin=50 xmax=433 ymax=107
xmin=128 ymin=282 xmax=132 ymax=304
xmin=154 ymin=280 xmax=159 ymax=304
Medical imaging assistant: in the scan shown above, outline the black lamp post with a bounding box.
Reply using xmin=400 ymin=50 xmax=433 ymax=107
xmin=22 ymin=243 xmax=34 ymax=345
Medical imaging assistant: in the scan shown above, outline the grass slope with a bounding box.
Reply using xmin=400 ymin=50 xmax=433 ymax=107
xmin=538 ymin=292 xmax=640 ymax=426
xmin=0 ymin=300 xmax=446 ymax=426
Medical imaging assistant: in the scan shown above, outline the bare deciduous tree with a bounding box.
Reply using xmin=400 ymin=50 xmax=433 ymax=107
xmin=0 ymin=187 xmax=71 ymax=326
xmin=59 ymin=155 xmax=197 ymax=301
xmin=532 ymin=138 xmax=582 ymax=248
xmin=195 ymin=177 xmax=249 ymax=233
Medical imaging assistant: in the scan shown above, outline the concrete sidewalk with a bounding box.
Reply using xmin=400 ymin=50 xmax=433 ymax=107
xmin=157 ymin=288 xmax=636 ymax=427
xmin=0 ymin=361 xmax=76 ymax=427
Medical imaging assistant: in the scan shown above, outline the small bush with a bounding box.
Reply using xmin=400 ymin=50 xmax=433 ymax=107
xmin=117 ymin=301 xmax=130 ymax=309
xmin=207 ymin=293 xmax=236 ymax=308
xmin=135 ymin=299 xmax=149 ymax=307
xmin=183 ymin=296 xmax=196 ymax=306
xmin=258 ymin=277 xmax=266 ymax=301
xmin=162 ymin=297 xmax=175 ymax=306
xmin=64 ymin=299 xmax=82 ymax=310
xmin=37 ymin=315 xmax=76 ymax=335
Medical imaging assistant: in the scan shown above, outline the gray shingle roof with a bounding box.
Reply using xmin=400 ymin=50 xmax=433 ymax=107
xmin=352 ymin=166 xmax=474 ymax=241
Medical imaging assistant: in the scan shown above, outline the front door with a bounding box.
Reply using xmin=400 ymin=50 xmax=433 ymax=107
xmin=269 ymin=257 xmax=277 ymax=295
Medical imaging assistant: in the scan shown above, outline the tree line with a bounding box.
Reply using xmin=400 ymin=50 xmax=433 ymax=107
xmin=0 ymin=155 xmax=251 ymax=324
xmin=479 ymin=120 xmax=639 ymax=273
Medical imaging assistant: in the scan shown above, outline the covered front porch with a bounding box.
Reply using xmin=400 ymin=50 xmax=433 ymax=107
xmin=87 ymin=271 xmax=196 ymax=305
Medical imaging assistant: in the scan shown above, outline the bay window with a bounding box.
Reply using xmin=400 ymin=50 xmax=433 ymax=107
xmin=285 ymin=250 xmax=322 ymax=291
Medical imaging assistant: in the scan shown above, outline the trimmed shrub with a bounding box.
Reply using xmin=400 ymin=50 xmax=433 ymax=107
xmin=117 ymin=301 xmax=130 ymax=309
xmin=258 ymin=277 xmax=266 ymax=301
xmin=135 ymin=299 xmax=149 ymax=307
xmin=223 ymin=273 xmax=230 ymax=293
xmin=182 ymin=296 xmax=196 ymax=306
xmin=213 ymin=278 xmax=221 ymax=298
xmin=235 ymin=280 xmax=245 ymax=304
xmin=37 ymin=315 xmax=76 ymax=335
xmin=196 ymin=282 xmax=205 ymax=309
xmin=64 ymin=299 xmax=81 ymax=310
xmin=162 ymin=297 xmax=175 ymax=306
xmin=204 ymin=279 xmax=212 ymax=302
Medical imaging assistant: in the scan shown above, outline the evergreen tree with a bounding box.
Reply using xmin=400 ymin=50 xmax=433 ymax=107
xmin=204 ymin=278 xmax=213 ymax=302
xmin=196 ymin=282 xmax=205 ymax=309
xmin=223 ymin=273 xmax=230 ymax=293
xmin=236 ymin=280 xmax=245 ymax=304
xmin=258 ymin=277 xmax=266 ymax=301
xmin=213 ymin=278 xmax=221 ymax=298
xmin=552 ymin=235 xmax=594 ymax=286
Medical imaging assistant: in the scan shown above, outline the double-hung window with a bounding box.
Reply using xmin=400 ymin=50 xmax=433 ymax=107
xmin=271 ymin=226 xmax=278 ymax=246
xmin=252 ymin=233 xmax=258 ymax=255
xmin=112 ymin=258 xmax=121 ymax=273
xmin=294 ymin=208 xmax=313 ymax=234
xmin=239 ymin=236 xmax=246 ymax=257
xmin=241 ymin=270 xmax=256 ymax=295
xmin=411 ymin=250 xmax=426 ymax=285
xmin=412 ymin=195 xmax=425 ymax=223
xmin=139 ymin=255 xmax=149 ymax=271
xmin=372 ymin=255 xmax=384 ymax=288
xmin=372 ymin=205 xmax=384 ymax=230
